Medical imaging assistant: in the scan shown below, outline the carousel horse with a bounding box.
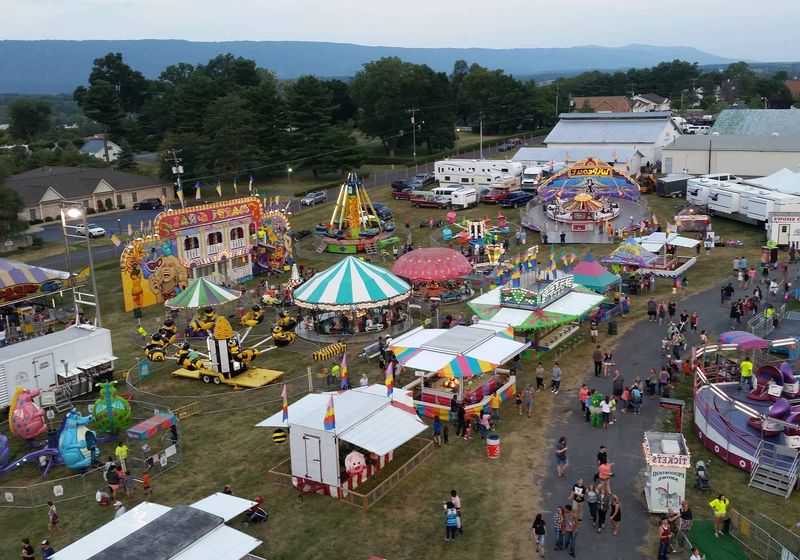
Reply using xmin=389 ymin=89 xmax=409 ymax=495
xmin=272 ymin=325 xmax=296 ymax=347
xmin=144 ymin=332 xmax=169 ymax=362
xmin=158 ymin=318 xmax=178 ymax=344
xmin=227 ymin=336 xmax=262 ymax=363
xmin=58 ymin=409 xmax=100 ymax=470
xmin=277 ymin=310 xmax=297 ymax=330
xmin=90 ymin=381 xmax=131 ymax=435
xmin=9 ymin=387 xmax=47 ymax=440
xmin=175 ymin=342 xmax=205 ymax=371
xmin=240 ymin=305 xmax=265 ymax=327
xmin=188 ymin=306 xmax=217 ymax=336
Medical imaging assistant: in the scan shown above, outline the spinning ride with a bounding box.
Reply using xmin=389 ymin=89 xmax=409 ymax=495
xmin=316 ymin=173 xmax=398 ymax=254
xmin=390 ymin=248 xmax=473 ymax=303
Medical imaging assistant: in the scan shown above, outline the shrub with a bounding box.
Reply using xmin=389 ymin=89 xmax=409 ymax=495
xmin=96 ymin=200 xmax=105 ymax=211
xmin=31 ymin=237 xmax=43 ymax=247
xmin=86 ymin=208 xmax=97 ymax=215
xmin=44 ymin=216 xmax=54 ymax=222
xmin=28 ymin=219 xmax=44 ymax=225
xmin=104 ymin=197 xmax=113 ymax=209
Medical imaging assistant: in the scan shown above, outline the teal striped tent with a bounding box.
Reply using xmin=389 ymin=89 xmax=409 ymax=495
xmin=165 ymin=277 xmax=242 ymax=309
xmin=293 ymin=256 xmax=411 ymax=310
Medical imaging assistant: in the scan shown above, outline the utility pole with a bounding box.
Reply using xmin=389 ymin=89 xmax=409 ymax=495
xmin=166 ymin=148 xmax=183 ymax=203
xmin=555 ymin=82 xmax=559 ymax=118
xmin=479 ymin=111 xmax=484 ymax=159
xmin=407 ymin=108 xmax=419 ymax=161
xmin=691 ymin=78 xmax=697 ymax=109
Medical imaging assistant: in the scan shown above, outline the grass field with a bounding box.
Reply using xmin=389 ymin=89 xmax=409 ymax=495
xmin=2 ymin=186 xmax=797 ymax=559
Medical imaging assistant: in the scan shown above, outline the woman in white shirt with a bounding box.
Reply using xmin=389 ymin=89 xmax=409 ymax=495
xmin=689 ymin=547 xmax=703 ymax=560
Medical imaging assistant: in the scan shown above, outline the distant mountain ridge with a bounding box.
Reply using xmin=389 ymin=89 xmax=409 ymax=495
xmin=0 ymin=39 xmax=738 ymax=94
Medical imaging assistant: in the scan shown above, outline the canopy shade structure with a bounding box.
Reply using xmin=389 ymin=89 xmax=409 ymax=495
xmin=469 ymin=286 xmax=605 ymax=331
xmin=164 ymin=277 xmax=242 ymax=309
xmin=293 ymin=256 xmax=411 ymax=310
xmin=390 ymin=247 xmax=473 ymax=282
xmin=571 ymin=252 xmax=621 ymax=292
xmin=718 ymin=331 xmax=771 ymax=350
xmin=538 ymin=157 xmax=641 ymax=202
xmin=256 ymin=385 xmax=427 ymax=456
xmin=388 ymin=323 xmax=529 ymax=376
xmin=634 ymin=232 xmax=701 ymax=253
xmin=601 ymin=238 xmax=658 ymax=267
xmin=0 ymin=258 xmax=70 ymax=289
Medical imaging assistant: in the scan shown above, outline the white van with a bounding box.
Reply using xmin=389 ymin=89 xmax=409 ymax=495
xmin=451 ymin=187 xmax=477 ymax=209
xmin=432 ymin=185 xmax=461 ymax=198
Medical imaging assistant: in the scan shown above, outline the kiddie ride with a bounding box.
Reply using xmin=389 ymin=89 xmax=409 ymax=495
xmin=315 ymin=173 xmax=400 ymax=254
xmin=442 ymin=214 xmax=511 ymax=246
xmin=0 ymin=383 xmax=130 ymax=477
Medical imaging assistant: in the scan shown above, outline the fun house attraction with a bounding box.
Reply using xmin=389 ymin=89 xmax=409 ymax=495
xmin=522 ymin=158 xmax=647 ymax=244
xmin=120 ymin=197 xmax=291 ymax=312
xmin=315 ymin=173 xmax=399 ymax=254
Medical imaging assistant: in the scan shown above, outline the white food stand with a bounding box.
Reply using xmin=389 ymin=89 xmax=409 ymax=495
xmin=643 ymin=431 xmax=691 ymax=513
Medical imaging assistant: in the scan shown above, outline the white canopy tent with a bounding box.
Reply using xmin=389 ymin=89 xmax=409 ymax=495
xmin=634 ymin=232 xmax=701 ymax=253
xmin=468 ymin=287 xmax=605 ymax=330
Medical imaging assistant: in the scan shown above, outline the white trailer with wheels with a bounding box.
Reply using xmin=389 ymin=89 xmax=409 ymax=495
xmin=435 ymin=159 xmax=523 ymax=187
xmin=0 ymin=324 xmax=115 ymax=409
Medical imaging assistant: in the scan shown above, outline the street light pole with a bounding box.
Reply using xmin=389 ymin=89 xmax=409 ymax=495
xmin=407 ymin=108 xmax=419 ymax=161
xmin=287 ymin=167 xmax=293 ymax=185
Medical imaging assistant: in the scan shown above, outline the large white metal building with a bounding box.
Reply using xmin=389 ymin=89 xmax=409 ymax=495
xmin=662 ymin=135 xmax=800 ymax=176
xmin=544 ymin=111 xmax=681 ymax=168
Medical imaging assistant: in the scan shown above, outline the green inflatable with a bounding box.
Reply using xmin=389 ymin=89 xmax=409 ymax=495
xmin=589 ymin=391 xmax=604 ymax=429
xmin=91 ymin=381 xmax=132 ymax=434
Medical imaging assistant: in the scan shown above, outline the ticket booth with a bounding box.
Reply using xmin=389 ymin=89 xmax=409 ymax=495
xmin=643 ymin=431 xmax=691 ymax=514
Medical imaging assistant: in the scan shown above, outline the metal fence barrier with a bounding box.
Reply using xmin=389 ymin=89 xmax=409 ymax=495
xmin=730 ymin=509 xmax=800 ymax=560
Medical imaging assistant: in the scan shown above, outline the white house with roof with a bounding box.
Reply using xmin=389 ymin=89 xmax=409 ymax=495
xmin=80 ymin=137 xmax=122 ymax=162
xmin=545 ymin=111 xmax=681 ymax=171
xmin=631 ymin=93 xmax=671 ymax=112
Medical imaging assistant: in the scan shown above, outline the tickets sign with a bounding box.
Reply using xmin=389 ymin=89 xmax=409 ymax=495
xmin=647 ymin=453 xmax=691 ymax=467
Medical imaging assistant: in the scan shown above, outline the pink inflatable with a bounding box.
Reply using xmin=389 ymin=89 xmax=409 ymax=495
xmin=9 ymin=388 xmax=47 ymax=440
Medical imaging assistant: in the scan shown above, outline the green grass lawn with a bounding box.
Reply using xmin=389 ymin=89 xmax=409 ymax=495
xmin=1 ymin=187 xmax=792 ymax=559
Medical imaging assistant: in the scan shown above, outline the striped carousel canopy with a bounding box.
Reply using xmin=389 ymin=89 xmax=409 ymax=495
xmin=165 ymin=277 xmax=242 ymax=309
xmin=293 ymin=256 xmax=411 ymax=310
xmin=0 ymin=258 xmax=69 ymax=290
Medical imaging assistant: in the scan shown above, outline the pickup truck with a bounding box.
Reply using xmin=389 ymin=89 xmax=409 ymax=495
xmin=497 ymin=191 xmax=535 ymax=208
xmin=392 ymin=188 xmax=414 ymax=200
xmin=481 ymin=189 xmax=510 ymax=203
xmin=414 ymin=173 xmax=436 ymax=186
xmin=410 ymin=194 xmax=450 ymax=209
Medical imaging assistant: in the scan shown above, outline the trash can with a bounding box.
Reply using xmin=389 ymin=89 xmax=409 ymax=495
xmin=607 ymin=320 xmax=618 ymax=335
xmin=487 ymin=433 xmax=501 ymax=459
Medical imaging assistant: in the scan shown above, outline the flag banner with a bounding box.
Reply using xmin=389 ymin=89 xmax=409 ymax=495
xmin=248 ymin=175 xmax=254 ymax=193
xmin=323 ymin=395 xmax=335 ymax=430
xmin=281 ymin=384 xmax=288 ymax=422
xmin=340 ymin=353 xmax=349 ymax=389
xmin=233 ymin=177 xmax=238 ymax=194
xmin=195 ymin=182 xmax=201 ymax=200
xmin=385 ymin=362 xmax=394 ymax=397
xmin=111 ymin=234 xmax=121 ymax=247
xmin=216 ymin=180 xmax=222 ymax=197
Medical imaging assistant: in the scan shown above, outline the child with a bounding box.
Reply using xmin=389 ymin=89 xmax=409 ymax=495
xmin=584 ymin=390 xmax=593 ymax=422
xmin=142 ymin=469 xmax=152 ymax=498
xmin=661 ymin=336 xmax=671 ymax=358
xmin=515 ymin=392 xmax=523 ymax=416
xmin=433 ymin=416 xmax=443 ymax=447
xmin=700 ymin=330 xmax=708 ymax=346
xmin=463 ymin=420 xmax=472 ymax=441
xmin=123 ymin=470 xmax=134 ymax=499
xmin=609 ymin=395 xmax=617 ymax=424
xmin=442 ymin=425 xmax=449 ymax=445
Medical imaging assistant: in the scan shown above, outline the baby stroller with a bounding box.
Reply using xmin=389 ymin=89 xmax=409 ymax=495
xmin=694 ymin=460 xmax=711 ymax=491
xmin=242 ymin=496 xmax=269 ymax=527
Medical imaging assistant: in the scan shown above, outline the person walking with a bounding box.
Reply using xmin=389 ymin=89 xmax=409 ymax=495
xmin=562 ymin=505 xmax=578 ymax=557
xmin=524 ymin=382 xmax=535 ymax=417
xmin=590 ymin=319 xmax=599 ymax=343
xmin=592 ymin=345 xmax=603 ymax=377
xmin=490 ymin=391 xmax=502 ymax=420
xmin=657 ymin=301 xmax=667 ymax=325
xmin=610 ymin=494 xmax=622 ymax=536
xmin=586 ymin=483 xmax=599 ymax=527
xmin=555 ymin=437 xmax=569 ymax=478
xmin=515 ymin=391 xmax=523 ymax=416
xmin=456 ymin=404 xmax=467 ymax=438
xmin=553 ymin=507 xmax=565 ymax=551
xmin=667 ymin=300 xmax=677 ymax=321
xmin=41 ymin=539 xmax=56 ymax=559
xmin=602 ymin=353 xmax=615 ymax=377
xmin=597 ymin=460 xmax=613 ymax=493
xmin=658 ymin=517 xmax=673 ymax=560
xmin=647 ymin=297 xmax=657 ymax=322
xmin=450 ymin=489 xmax=462 ymax=533
xmin=433 ymin=416 xmax=443 ymax=447
xmin=680 ymin=499 xmax=694 ymax=533
xmin=536 ymin=362 xmax=545 ymax=391
xmin=690 ymin=311 xmax=699 ymax=332
xmin=709 ymin=494 xmax=730 ymax=537
xmin=551 ymin=362 xmax=561 ymax=394
xmin=21 ymin=538 xmax=35 ymax=560
xmin=596 ymin=487 xmax=610 ymax=533
xmin=739 ymin=358 xmax=754 ymax=391
xmin=443 ymin=501 xmax=458 ymax=542
xmin=47 ymin=500 xmax=62 ymax=537
xmin=530 ymin=513 xmax=547 ymax=558
xmin=568 ymin=478 xmax=587 ymax=522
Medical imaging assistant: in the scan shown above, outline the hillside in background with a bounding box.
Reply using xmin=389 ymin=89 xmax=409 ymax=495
xmin=0 ymin=39 xmax=738 ymax=93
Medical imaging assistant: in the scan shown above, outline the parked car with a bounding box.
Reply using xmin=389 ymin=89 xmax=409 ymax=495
xmin=482 ymin=189 xmax=511 ymax=203
xmin=300 ymin=191 xmax=327 ymax=205
xmin=133 ymin=198 xmax=164 ymax=211
xmin=497 ymin=143 xmax=513 ymax=152
xmin=497 ymin=191 xmax=535 ymax=208
xmin=392 ymin=188 xmax=414 ymax=200
xmin=507 ymin=137 xmax=523 ymax=146
xmin=74 ymin=223 xmax=106 ymax=238
xmin=391 ymin=179 xmax=412 ymax=191
xmin=414 ymin=173 xmax=436 ymax=186
xmin=476 ymin=187 xmax=492 ymax=202
xmin=406 ymin=178 xmax=425 ymax=189
xmin=410 ymin=194 xmax=450 ymax=209
xmin=370 ymin=202 xmax=393 ymax=220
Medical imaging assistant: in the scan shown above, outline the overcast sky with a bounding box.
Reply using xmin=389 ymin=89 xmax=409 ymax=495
xmin=3 ymin=0 xmax=796 ymax=62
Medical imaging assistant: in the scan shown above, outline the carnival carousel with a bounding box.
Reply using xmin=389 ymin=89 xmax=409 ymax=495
xmin=391 ymin=248 xmax=473 ymax=304
xmin=293 ymin=256 xmax=414 ymax=343
xmin=315 ymin=173 xmax=400 ymax=254
xmin=522 ymin=158 xmax=647 ymax=244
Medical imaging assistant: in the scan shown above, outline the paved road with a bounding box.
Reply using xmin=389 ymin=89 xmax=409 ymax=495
xmin=536 ymin=274 xmax=739 ymax=558
xmin=28 ymin=135 xmax=546 ymax=270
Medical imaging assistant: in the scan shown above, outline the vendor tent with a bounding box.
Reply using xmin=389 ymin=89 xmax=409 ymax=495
xmin=634 ymin=232 xmax=701 ymax=253
xmin=293 ymin=256 xmax=411 ymax=310
xmin=468 ymin=286 xmax=605 ymax=331
xmin=390 ymin=247 xmax=473 ymax=282
xmin=0 ymin=258 xmax=70 ymax=289
xmin=165 ymin=277 xmax=242 ymax=309
xmin=572 ymin=253 xmax=621 ymax=292
xmin=601 ymin=238 xmax=658 ymax=267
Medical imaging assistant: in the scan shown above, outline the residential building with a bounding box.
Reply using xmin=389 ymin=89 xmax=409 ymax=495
xmin=784 ymin=80 xmax=800 ymax=101
xmin=7 ymin=166 xmax=172 ymax=221
xmin=631 ymin=93 xmax=671 ymax=112
xmin=79 ymin=137 xmax=122 ymax=162
xmin=545 ymin=111 xmax=681 ymax=168
xmin=662 ymin=135 xmax=800 ymax=176
xmin=570 ymin=95 xmax=632 ymax=113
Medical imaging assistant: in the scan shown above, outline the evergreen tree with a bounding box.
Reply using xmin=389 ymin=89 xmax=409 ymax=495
xmin=115 ymin=141 xmax=137 ymax=171
xmin=8 ymin=98 xmax=52 ymax=142
xmin=0 ymin=185 xmax=27 ymax=237
xmin=203 ymin=93 xmax=260 ymax=175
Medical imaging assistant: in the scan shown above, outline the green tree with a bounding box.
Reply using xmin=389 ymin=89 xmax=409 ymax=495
xmin=0 ymin=185 xmax=27 ymax=238
xmin=74 ymin=79 xmax=125 ymax=135
xmin=87 ymin=52 xmax=149 ymax=114
xmin=8 ymin=98 xmax=52 ymax=141
xmin=244 ymin=71 xmax=286 ymax=163
xmin=579 ymin=99 xmax=595 ymax=113
xmin=157 ymin=132 xmax=208 ymax=179
xmin=203 ymin=93 xmax=260 ymax=175
xmin=460 ymin=65 xmax=533 ymax=134
xmin=114 ymin=140 xmax=137 ymax=171
xmin=324 ymin=79 xmax=357 ymax=124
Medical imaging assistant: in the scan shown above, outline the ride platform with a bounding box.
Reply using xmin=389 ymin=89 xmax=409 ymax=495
xmin=171 ymin=367 xmax=284 ymax=389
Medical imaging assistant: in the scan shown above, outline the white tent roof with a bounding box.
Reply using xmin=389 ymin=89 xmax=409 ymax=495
xmin=746 ymin=168 xmax=800 ymax=194
xmin=635 ymin=232 xmax=700 ymax=252
xmin=171 ymin=526 xmax=261 ymax=560
xmin=189 ymin=493 xmax=257 ymax=523
xmin=544 ymin=291 xmax=606 ymax=315
xmin=256 ymin=385 xmax=428 ymax=456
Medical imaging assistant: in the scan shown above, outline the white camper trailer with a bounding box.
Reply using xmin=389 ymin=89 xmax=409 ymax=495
xmin=435 ymin=159 xmax=523 ymax=187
